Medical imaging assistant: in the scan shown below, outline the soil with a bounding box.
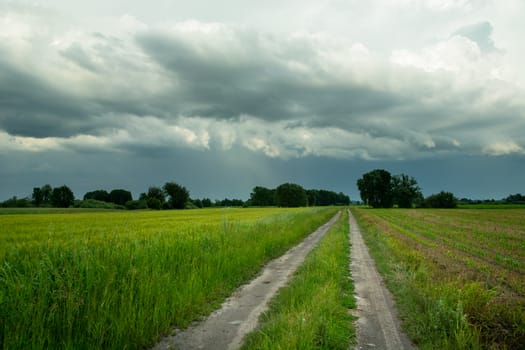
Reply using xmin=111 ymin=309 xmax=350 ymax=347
xmin=349 ymin=209 xmax=417 ymax=350
xmin=151 ymin=212 xmax=341 ymax=350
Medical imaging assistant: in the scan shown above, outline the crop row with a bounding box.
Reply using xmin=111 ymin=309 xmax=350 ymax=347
xmin=352 ymin=207 xmax=525 ymax=349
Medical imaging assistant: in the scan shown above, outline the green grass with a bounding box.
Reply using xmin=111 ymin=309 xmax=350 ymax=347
xmin=352 ymin=207 xmax=525 ymax=349
xmin=0 ymin=207 xmax=339 ymax=349
xmin=242 ymin=210 xmax=355 ymax=350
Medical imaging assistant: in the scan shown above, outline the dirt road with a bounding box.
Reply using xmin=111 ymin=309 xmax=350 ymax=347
xmin=349 ymin=209 xmax=416 ymax=350
xmin=152 ymin=212 xmax=341 ymax=350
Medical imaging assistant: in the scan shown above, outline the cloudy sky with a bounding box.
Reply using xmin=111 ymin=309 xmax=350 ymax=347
xmin=1 ymin=0 xmax=524 ymax=201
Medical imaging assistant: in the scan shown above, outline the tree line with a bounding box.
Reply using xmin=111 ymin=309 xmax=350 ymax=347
xmin=1 ymin=182 xmax=350 ymax=209
xmin=357 ymin=169 xmax=458 ymax=208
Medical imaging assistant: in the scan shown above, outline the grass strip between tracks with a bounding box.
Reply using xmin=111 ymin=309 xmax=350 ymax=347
xmin=242 ymin=210 xmax=355 ymax=350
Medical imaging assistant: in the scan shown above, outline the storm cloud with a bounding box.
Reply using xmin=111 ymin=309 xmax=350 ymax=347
xmin=1 ymin=0 xmax=524 ymax=200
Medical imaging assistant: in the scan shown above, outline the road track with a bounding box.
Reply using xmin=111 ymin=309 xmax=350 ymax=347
xmin=152 ymin=211 xmax=341 ymax=350
xmin=349 ymin=209 xmax=417 ymax=350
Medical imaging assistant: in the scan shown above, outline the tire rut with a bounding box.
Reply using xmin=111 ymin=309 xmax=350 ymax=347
xmin=152 ymin=211 xmax=341 ymax=350
xmin=349 ymin=209 xmax=417 ymax=350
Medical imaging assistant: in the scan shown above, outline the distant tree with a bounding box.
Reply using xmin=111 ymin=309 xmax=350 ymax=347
xmin=51 ymin=185 xmax=75 ymax=208
xmin=83 ymin=190 xmax=110 ymax=202
xmin=201 ymin=198 xmax=213 ymax=208
xmin=41 ymin=184 xmax=53 ymax=205
xmin=504 ymin=193 xmax=525 ymax=204
xmin=275 ymin=183 xmax=308 ymax=207
xmin=108 ymin=189 xmax=133 ymax=206
xmin=307 ymin=189 xmax=350 ymax=206
xmin=139 ymin=186 xmax=166 ymax=209
xmin=1 ymin=196 xmax=32 ymax=208
xmin=125 ymin=200 xmax=148 ymax=210
xmin=147 ymin=187 xmax=165 ymax=203
xmin=32 ymin=187 xmax=43 ymax=207
xmin=250 ymin=186 xmax=276 ymax=206
xmin=163 ymin=182 xmax=189 ymax=209
xmin=192 ymin=199 xmax=203 ymax=208
xmin=215 ymin=198 xmax=245 ymax=207
xmin=391 ymin=174 xmax=422 ymax=208
xmin=357 ymin=169 xmax=394 ymax=208
xmin=146 ymin=198 xmax=162 ymax=210
xmin=307 ymin=189 xmax=320 ymax=206
xmin=423 ymin=191 xmax=457 ymax=208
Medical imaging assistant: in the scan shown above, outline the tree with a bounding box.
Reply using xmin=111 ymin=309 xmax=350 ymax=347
xmin=357 ymin=169 xmax=393 ymax=208
xmin=250 ymin=186 xmax=276 ymax=206
xmin=504 ymin=193 xmax=525 ymax=204
xmin=83 ymin=190 xmax=110 ymax=202
xmin=307 ymin=189 xmax=319 ymax=206
xmin=41 ymin=184 xmax=53 ymax=205
xmin=423 ymin=191 xmax=457 ymax=208
xmin=391 ymin=174 xmax=422 ymax=208
xmin=1 ymin=196 xmax=32 ymax=208
xmin=32 ymin=187 xmax=43 ymax=207
xmin=108 ymin=189 xmax=133 ymax=206
xmin=201 ymin=198 xmax=213 ymax=208
xmin=140 ymin=186 xmax=166 ymax=209
xmin=163 ymin=182 xmax=189 ymax=209
xmin=275 ymin=183 xmax=308 ymax=207
xmin=51 ymin=185 xmax=75 ymax=208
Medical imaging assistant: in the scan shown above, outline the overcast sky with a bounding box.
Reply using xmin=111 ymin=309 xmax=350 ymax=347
xmin=1 ymin=0 xmax=524 ymax=201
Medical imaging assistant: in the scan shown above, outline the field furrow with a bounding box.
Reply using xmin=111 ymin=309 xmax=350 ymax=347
xmin=352 ymin=207 xmax=525 ymax=349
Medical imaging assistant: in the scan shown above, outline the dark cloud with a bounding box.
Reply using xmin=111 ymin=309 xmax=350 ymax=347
xmin=0 ymin=59 xmax=98 ymax=137
xmin=136 ymin=29 xmax=401 ymax=125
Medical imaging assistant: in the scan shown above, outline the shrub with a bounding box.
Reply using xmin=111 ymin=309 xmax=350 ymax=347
xmin=423 ymin=191 xmax=457 ymax=208
xmin=125 ymin=200 xmax=148 ymax=210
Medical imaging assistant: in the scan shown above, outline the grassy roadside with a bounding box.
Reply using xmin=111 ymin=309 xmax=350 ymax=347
xmin=242 ymin=210 xmax=355 ymax=350
xmin=351 ymin=207 xmax=525 ymax=349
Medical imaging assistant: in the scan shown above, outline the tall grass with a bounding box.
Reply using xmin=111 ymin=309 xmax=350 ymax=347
xmin=242 ymin=210 xmax=355 ymax=350
xmin=352 ymin=207 xmax=525 ymax=349
xmin=0 ymin=207 xmax=338 ymax=349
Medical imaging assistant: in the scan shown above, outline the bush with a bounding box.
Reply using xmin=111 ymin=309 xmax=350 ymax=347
xmin=146 ymin=198 xmax=162 ymax=210
xmin=1 ymin=196 xmax=32 ymax=208
xmin=423 ymin=191 xmax=457 ymax=208
xmin=73 ymin=199 xmax=125 ymax=210
xmin=125 ymin=200 xmax=148 ymax=210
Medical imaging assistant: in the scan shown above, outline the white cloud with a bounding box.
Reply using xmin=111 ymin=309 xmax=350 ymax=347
xmin=483 ymin=142 xmax=525 ymax=156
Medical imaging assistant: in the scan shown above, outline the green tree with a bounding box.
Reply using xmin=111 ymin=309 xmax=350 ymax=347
xmin=250 ymin=186 xmax=276 ymax=206
xmin=163 ymin=182 xmax=189 ymax=209
xmin=32 ymin=187 xmax=43 ymax=207
xmin=391 ymin=174 xmax=422 ymax=208
xmin=108 ymin=189 xmax=133 ymax=206
xmin=83 ymin=190 xmax=110 ymax=202
xmin=357 ymin=169 xmax=393 ymax=208
xmin=140 ymin=186 xmax=166 ymax=209
xmin=275 ymin=183 xmax=307 ymax=207
xmin=306 ymin=189 xmax=320 ymax=206
xmin=147 ymin=186 xmax=165 ymax=203
xmin=41 ymin=184 xmax=53 ymax=205
xmin=423 ymin=191 xmax=457 ymax=208
xmin=51 ymin=185 xmax=75 ymax=208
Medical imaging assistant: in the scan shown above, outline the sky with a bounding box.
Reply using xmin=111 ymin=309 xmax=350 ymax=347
xmin=1 ymin=0 xmax=524 ymax=201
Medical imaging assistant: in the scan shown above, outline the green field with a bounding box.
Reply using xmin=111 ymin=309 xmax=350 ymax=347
xmin=352 ymin=207 xmax=525 ymax=349
xmin=0 ymin=207 xmax=338 ymax=349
